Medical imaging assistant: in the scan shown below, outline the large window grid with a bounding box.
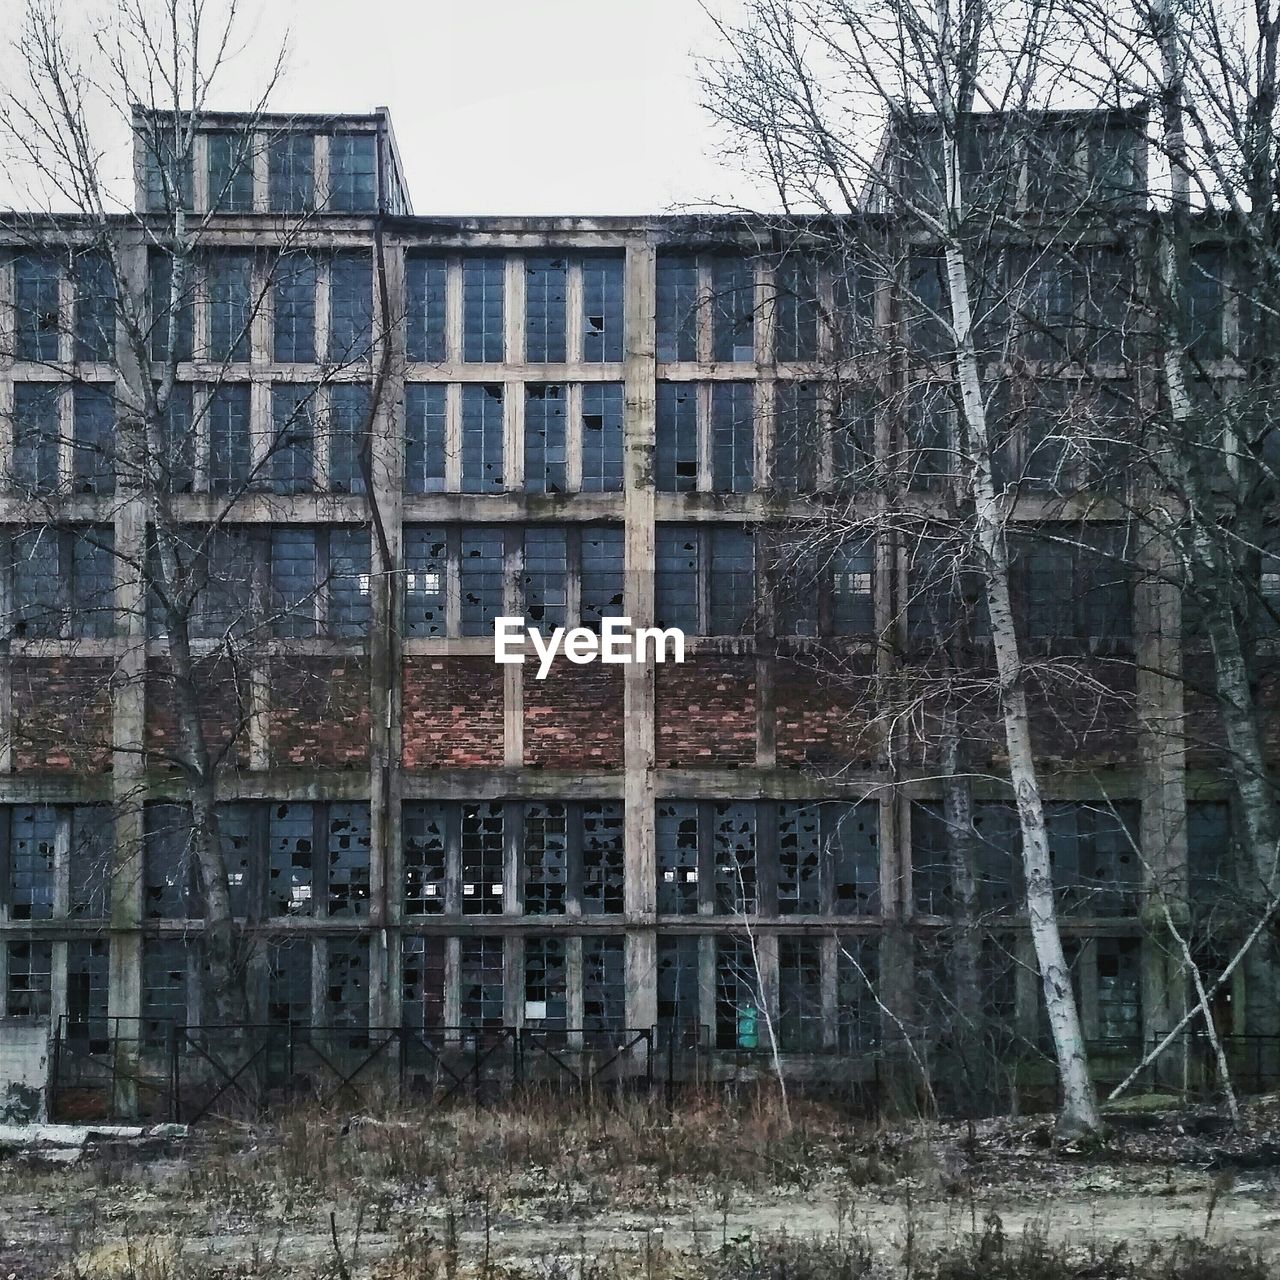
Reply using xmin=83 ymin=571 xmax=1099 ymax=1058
xmin=655 ymin=524 xmax=757 ymax=636
xmin=268 ymin=525 xmax=371 ymax=638
xmin=10 ymin=525 xmax=115 ymax=640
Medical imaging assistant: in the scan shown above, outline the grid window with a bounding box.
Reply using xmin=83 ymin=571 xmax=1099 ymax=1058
xmin=1046 ymin=802 xmax=1140 ymax=917
xmin=711 ymin=256 xmax=755 ymax=362
xmin=655 ymin=383 xmax=698 ymax=491
xmin=580 ymin=383 xmax=624 ymax=491
xmin=73 ymin=385 xmax=115 ymax=495
xmin=460 ymin=527 xmax=504 ymax=636
xmin=775 ymin=257 xmax=820 ymax=361
xmin=402 ymin=936 xmax=446 ymax=1029
xmin=327 ymin=803 xmax=371 ymax=917
xmin=583 ymin=937 xmax=626 ymax=1033
xmin=273 ymin=253 xmax=317 ymax=362
xmin=524 ymin=801 xmax=568 ymax=915
xmin=189 ymin=527 xmax=254 ymax=640
xmin=217 ymin=803 xmax=254 ymax=918
xmin=13 ymin=382 xmax=61 ymax=494
xmin=148 ymin=253 xmax=195 ymax=361
xmin=329 ymin=254 xmax=373 ymax=362
xmin=268 ymin=941 xmax=312 ymax=1028
xmin=524 ymin=937 xmax=567 ymax=1030
xmin=6 ymin=805 xmax=56 ymax=921
xmin=654 ymin=525 xmax=699 ymax=634
xmin=1186 ymin=248 xmax=1225 ymax=362
xmin=462 ymin=257 xmax=505 ymax=362
xmin=522 ymin=527 xmax=567 ymax=630
xmin=7 ymin=941 xmax=53 ymax=1018
xmin=836 ymin=939 xmax=880 ymax=1051
xmin=460 ymin=936 xmax=504 ymax=1027
xmin=908 ymin=252 xmax=949 ymax=360
xmin=70 ymin=806 xmax=112 ymax=918
xmin=461 ymin=384 xmax=505 ymax=492
xmin=833 ymin=388 xmax=874 ymax=489
xmin=581 ymin=802 xmax=624 ymax=915
xmin=13 ymin=526 xmax=115 ymax=639
xmin=580 ymin=526 xmax=624 ymax=631
xmin=658 ymin=934 xmax=701 ymax=1047
xmin=73 ymin=251 xmax=115 ymax=362
xmin=526 ymin=257 xmax=568 ymax=362
xmin=833 ymin=542 xmax=874 ymax=635
xmin=206 ymin=251 xmax=252 ymax=363
xmin=911 ymin=800 xmax=1021 ymax=916
xmin=1096 ymin=937 xmax=1142 ymax=1041
xmin=831 ymin=803 xmax=880 ymax=914
xmin=778 ymin=937 xmax=824 ymax=1050
xmin=330 ymin=527 xmax=372 ymax=637
xmin=404 ymin=526 xmax=447 ymax=637
xmin=327 ymin=937 xmax=370 ymax=1030
xmin=406 ymin=255 xmax=448 ymax=362
xmin=161 ymin=384 xmax=195 ymax=493
xmin=404 ymin=383 xmax=447 ymax=493
xmin=141 ymin=940 xmax=187 ymax=1043
xmin=269 ymin=133 xmax=315 ymax=212
xmin=715 ymin=935 xmax=761 ymax=1050
xmin=271 ymin=384 xmax=317 ymax=493
xmin=328 ymin=383 xmax=372 ymax=494
xmin=206 ymin=132 xmax=254 ymax=212
xmin=403 ymin=802 xmax=448 ymax=915
xmin=208 ymin=383 xmax=252 ymax=493
xmin=328 ymin=134 xmax=377 ymax=213
xmin=461 ymin=802 xmax=504 ymax=915
xmin=270 ymin=527 xmax=320 ymax=637
xmin=777 ymin=802 xmax=823 ymax=915
xmin=656 ymin=254 xmax=698 ymax=361
xmin=657 ymin=801 xmax=700 ymax=914
xmin=67 ymin=940 xmax=110 ymax=1044
xmin=145 ymin=803 xmax=196 ymax=919
xmin=143 ymin=137 xmax=193 ymax=212
xmin=711 ymin=381 xmax=754 ymax=492
xmin=582 ymin=255 xmax=625 ymax=362
xmin=269 ymin=802 xmax=316 ymax=916
xmin=525 ymin=385 xmax=568 ymax=494
xmin=14 ymin=253 xmax=61 ymax=362
xmin=774 ymin=380 xmax=821 ymax=493
xmin=709 ymin=527 xmax=755 ymax=635
xmin=713 ymin=802 xmax=757 ymax=914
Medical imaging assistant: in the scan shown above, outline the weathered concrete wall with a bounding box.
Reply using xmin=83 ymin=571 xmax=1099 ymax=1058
xmin=0 ymin=1020 xmax=49 ymax=1123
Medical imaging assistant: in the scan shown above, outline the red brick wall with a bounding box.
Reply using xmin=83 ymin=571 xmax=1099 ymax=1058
xmin=147 ymin=656 xmax=250 ymax=769
xmin=655 ymin=656 xmax=755 ymax=768
xmin=403 ymin=657 xmax=503 ymax=768
xmin=524 ymin=663 xmax=623 ymax=768
xmin=12 ymin=658 xmax=113 ymax=772
xmin=269 ymin=658 xmax=370 ymax=767
xmin=774 ymin=656 xmax=878 ymax=767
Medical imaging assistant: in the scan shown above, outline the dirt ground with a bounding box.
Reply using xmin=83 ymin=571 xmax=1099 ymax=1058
xmin=1 ymin=1095 xmax=1277 ymax=1278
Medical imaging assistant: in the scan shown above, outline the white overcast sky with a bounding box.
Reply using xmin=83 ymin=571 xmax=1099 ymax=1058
xmin=213 ymin=0 xmax=756 ymax=216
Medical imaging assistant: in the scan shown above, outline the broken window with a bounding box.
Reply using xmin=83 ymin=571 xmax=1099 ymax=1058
xmin=267 ymin=940 xmax=311 ymax=1028
xmin=328 ymin=134 xmax=377 ymax=213
xmin=830 ymin=803 xmax=880 ymax=914
xmin=404 ymin=526 xmax=447 ymax=637
xmin=709 ymin=526 xmax=755 ymax=635
xmin=1096 ymin=936 xmax=1142 ymax=1042
xmin=328 ymin=383 xmax=372 ymax=494
xmin=143 ymin=135 xmax=193 ymax=213
xmin=402 ymin=936 xmax=446 ymax=1030
xmin=579 ymin=526 xmax=625 ymax=631
xmin=522 ymin=526 xmax=567 ymax=631
xmin=462 ymin=257 xmax=505 ymax=362
xmin=459 ymin=526 xmax=504 ymax=636
xmin=523 ymin=936 xmax=567 ymax=1031
xmin=656 ymin=254 xmax=698 ymax=362
xmin=14 ymin=252 xmax=61 ymax=361
xmin=657 ymin=934 xmax=701 ymax=1047
xmin=580 ymin=802 xmax=624 ymax=915
xmin=13 ymin=382 xmax=61 ymax=494
xmin=208 ymin=383 xmax=252 ymax=493
xmin=6 ymin=940 xmax=52 ymax=1018
xmin=711 ymin=256 xmax=755 ymax=362
xmin=583 ymin=936 xmax=626 ymax=1033
xmin=70 ymin=805 xmax=111 ymax=918
xmin=835 ymin=939 xmax=879 ymax=1051
xmin=328 ymin=527 xmax=371 ymax=637
xmin=270 ymin=383 xmax=316 ymax=493
xmin=403 ymin=801 xmax=448 ymax=914
xmin=580 ymin=383 xmax=624 ymax=492
xmin=326 ymin=936 xmax=370 ymax=1030
xmin=774 ymin=380 xmax=821 ymax=493
xmin=405 ymin=255 xmax=448 ymax=362
xmin=206 ymin=132 xmax=254 ymax=212
xmin=711 ymin=381 xmax=754 ymax=493
xmin=206 ymin=251 xmax=253 ymax=362
xmin=655 ymin=382 xmax=698 ymax=491
xmin=148 ymin=252 xmax=195 ymax=362
xmin=145 ymin=803 xmax=197 ymax=919
xmin=1047 ymin=802 xmax=1140 ymax=917
xmin=776 ymin=803 xmax=823 ymax=915
xmin=404 ymin=383 xmax=447 ymax=493
xmin=657 ymin=801 xmax=700 ymax=914
xmin=5 ymin=805 xmax=56 ymax=920
xmin=461 ymin=383 xmax=505 ymax=492
xmin=329 ymin=253 xmax=374 ymax=362
xmin=460 ymin=936 xmax=504 ymax=1027
xmin=832 ymin=385 xmax=875 ymax=489
xmin=13 ymin=526 xmax=115 ymax=639
xmin=778 ymin=937 xmax=824 ymax=1050
xmin=656 ymin=525 xmax=754 ymax=637
xmin=582 ymin=255 xmax=624 ymax=362
xmin=907 ymin=252 xmax=950 ymax=361
xmin=189 ymin=526 xmax=255 ymax=640
xmin=775 ymin=256 xmax=820 ymax=361
xmin=654 ymin=524 xmax=700 ymax=634
xmin=906 ymin=381 xmax=957 ymax=491
xmin=269 ymin=802 xmax=315 ymax=916
xmin=142 ymin=939 xmax=187 ymax=1043
xmin=526 ymin=256 xmax=568 ymax=362
xmin=461 ymin=801 xmax=504 ymax=915
xmin=714 ymin=935 xmax=762 ymax=1050
xmin=523 ymin=801 xmax=567 ymax=915
xmin=911 ymin=801 xmax=1021 ymax=916
xmin=73 ymin=385 xmax=114 ymax=495
xmin=270 ymin=527 xmax=320 ymax=637
xmin=273 ymin=253 xmax=317 ymax=362
xmin=269 ymin=133 xmax=315 ymax=212
xmin=72 ymin=250 xmax=115 ymax=362
xmin=66 ymin=939 xmax=109 ymax=1047
xmin=713 ymin=802 xmax=757 ymax=915
xmin=832 ymin=542 xmax=874 ymax=634
xmin=525 ymin=384 xmax=568 ymax=493
xmin=776 ymin=542 xmax=822 ymax=639
xmin=327 ymin=804 xmax=371 ymax=917
xmin=1013 ymin=531 xmax=1131 ymax=646
xmin=215 ymin=803 xmax=255 ymax=918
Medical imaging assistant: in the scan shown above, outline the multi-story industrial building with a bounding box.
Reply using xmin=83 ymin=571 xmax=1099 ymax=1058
xmin=0 ymin=104 xmax=1264 ymax=1106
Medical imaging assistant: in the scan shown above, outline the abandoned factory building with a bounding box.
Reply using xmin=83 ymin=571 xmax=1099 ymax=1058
xmin=0 ymin=104 xmax=1265 ymax=1096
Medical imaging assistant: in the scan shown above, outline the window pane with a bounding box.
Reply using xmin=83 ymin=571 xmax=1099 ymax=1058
xmin=582 ymin=255 xmax=625 ymax=362
xmin=525 ymin=256 xmax=568 ymax=362
xmin=711 ymin=256 xmax=754 ymax=361
xmin=328 ymin=383 xmax=372 ymax=494
xmin=462 ymin=257 xmax=504 ymax=362
xmin=149 ymin=253 xmax=194 ymax=362
xmin=269 ymin=133 xmax=315 ymax=212
xmin=208 ymin=384 xmax=252 ymax=493
xmin=271 ymin=383 xmax=317 ymax=493
xmin=328 ymin=134 xmax=377 ymax=212
xmin=580 ymin=383 xmax=624 ymax=492
xmin=404 ymin=383 xmax=447 ymax=493
xmin=460 ymin=526 xmax=504 ymax=636
xmin=656 ymin=382 xmax=697 ymax=491
xmin=13 ymin=383 xmax=61 ymax=494
xmin=708 ymin=527 xmax=754 ymax=634
xmin=461 ymin=383 xmax=504 ymax=492
xmin=329 ymin=527 xmax=371 ymax=637
xmin=656 ymin=254 xmax=698 ymax=361
xmin=404 ymin=526 xmax=447 ymax=637
xmin=73 ymin=251 xmax=115 ymax=362
xmin=580 ymin=526 xmax=624 ymax=630
xmin=329 ymin=254 xmax=373 ymax=362
xmin=775 ymin=256 xmax=819 ymax=360
xmin=524 ymin=384 xmax=567 ymax=494
xmin=206 ymin=251 xmax=253 ymax=362
xmin=72 ymin=384 xmax=115 ymax=495
xmin=710 ymin=381 xmax=754 ymax=493
xmin=522 ymin=526 xmax=567 ymax=630
xmin=273 ymin=253 xmax=316 ymax=363
xmin=405 ymin=255 xmax=447 ymax=362
xmin=655 ymin=525 xmax=699 ymax=634
xmin=206 ymin=132 xmax=254 ymax=212
xmin=14 ymin=254 xmax=60 ymax=362
xmin=271 ymin=527 xmax=319 ymax=636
